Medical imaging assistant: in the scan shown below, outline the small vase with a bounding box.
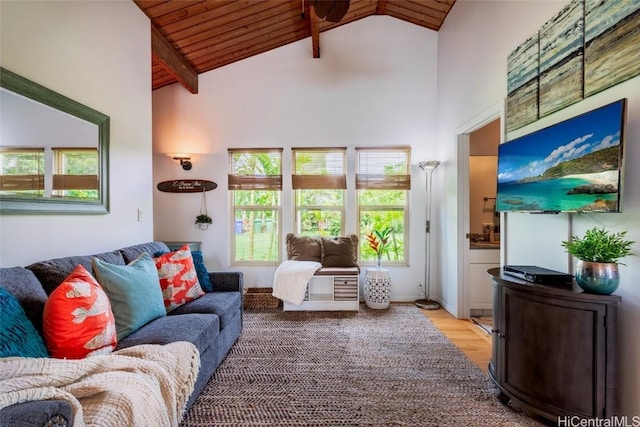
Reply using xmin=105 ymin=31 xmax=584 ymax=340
xmin=376 ymin=254 xmax=381 ymax=268
xmin=575 ymin=260 xmax=619 ymax=295
xmin=198 ymin=223 xmax=209 ymax=230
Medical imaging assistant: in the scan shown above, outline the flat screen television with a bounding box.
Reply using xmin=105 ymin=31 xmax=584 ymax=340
xmin=496 ymin=99 xmax=626 ymax=213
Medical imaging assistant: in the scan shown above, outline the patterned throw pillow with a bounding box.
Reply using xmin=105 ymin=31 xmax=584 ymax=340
xmin=42 ymin=265 xmax=117 ymax=359
xmin=92 ymin=253 xmax=166 ymax=341
xmin=0 ymin=288 xmax=49 ymax=358
xmin=154 ymin=245 xmax=205 ymax=312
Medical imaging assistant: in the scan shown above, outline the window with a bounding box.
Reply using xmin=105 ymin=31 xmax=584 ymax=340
xmin=0 ymin=148 xmax=45 ymax=196
xmin=356 ymin=146 xmax=411 ymax=265
xmin=52 ymin=147 xmax=99 ymax=200
xmin=228 ymin=148 xmax=282 ymax=264
xmin=292 ymin=147 xmax=346 ymax=237
xmin=0 ymin=147 xmax=98 ymax=201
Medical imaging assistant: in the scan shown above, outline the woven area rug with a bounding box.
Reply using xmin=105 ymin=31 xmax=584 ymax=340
xmin=181 ymin=305 xmax=544 ymax=426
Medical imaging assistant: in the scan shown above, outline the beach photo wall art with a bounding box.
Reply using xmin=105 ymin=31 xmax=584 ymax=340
xmin=506 ymin=0 xmax=640 ymax=132
xmin=506 ymin=34 xmax=539 ymax=132
xmin=539 ymin=0 xmax=584 ymax=118
xmin=584 ymin=0 xmax=640 ymax=97
xmin=497 ymin=98 xmax=626 ymax=213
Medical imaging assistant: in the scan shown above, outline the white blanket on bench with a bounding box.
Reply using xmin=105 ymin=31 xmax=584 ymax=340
xmin=272 ymin=260 xmax=322 ymax=305
xmin=0 ymin=341 xmax=199 ymax=427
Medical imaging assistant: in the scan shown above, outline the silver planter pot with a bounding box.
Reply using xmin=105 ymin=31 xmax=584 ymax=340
xmin=575 ymin=260 xmax=619 ymax=295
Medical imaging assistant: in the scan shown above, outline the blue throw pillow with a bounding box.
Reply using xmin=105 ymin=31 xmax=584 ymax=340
xmin=92 ymin=253 xmax=166 ymax=341
xmin=0 ymin=288 xmax=49 ymax=358
xmin=191 ymin=250 xmax=213 ymax=292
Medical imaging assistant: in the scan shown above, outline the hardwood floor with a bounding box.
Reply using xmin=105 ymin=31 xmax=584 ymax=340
xmin=418 ymin=307 xmax=492 ymax=374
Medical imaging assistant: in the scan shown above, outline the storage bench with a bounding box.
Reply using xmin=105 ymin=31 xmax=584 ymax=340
xmin=283 ymin=267 xmax=359 ymax=311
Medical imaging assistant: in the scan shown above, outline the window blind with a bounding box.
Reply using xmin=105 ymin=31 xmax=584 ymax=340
xmin=52 ymin=148 xmax=99 ymax=190
xmin=228 ymin=148 xmax=283 ymax=190
xmin=292 ymin=147 xmax=346 ymax=189
xmin=355 ymin=146 xmax=411 ymax=190
xmin=0 ymin=148 xmax=45 ymax=191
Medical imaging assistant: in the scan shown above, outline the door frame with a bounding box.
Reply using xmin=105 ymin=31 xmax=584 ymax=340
xmin=455 ymin=100 xmax=506 ymax=318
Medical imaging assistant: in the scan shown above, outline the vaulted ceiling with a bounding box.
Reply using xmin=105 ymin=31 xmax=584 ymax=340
xmin=134 ymin=0 xmax=456 ymax=93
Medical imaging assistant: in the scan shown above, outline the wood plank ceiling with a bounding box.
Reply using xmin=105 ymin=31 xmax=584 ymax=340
xmin=134 ymin=0 xmax=456 ymax=93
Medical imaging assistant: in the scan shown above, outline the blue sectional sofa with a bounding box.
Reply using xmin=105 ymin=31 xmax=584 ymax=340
xmin=0 ymin=241 xmax=243 ymax=426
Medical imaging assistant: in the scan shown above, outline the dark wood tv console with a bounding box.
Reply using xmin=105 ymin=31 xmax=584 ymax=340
xmin=487 ymin=268 xmax=620 ymax=423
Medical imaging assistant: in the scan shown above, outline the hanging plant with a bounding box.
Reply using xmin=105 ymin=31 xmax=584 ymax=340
xmin=196 ymin=188 xmax=212 ymax=230
xmin=195 ymin=214 xmax=212 ymax=225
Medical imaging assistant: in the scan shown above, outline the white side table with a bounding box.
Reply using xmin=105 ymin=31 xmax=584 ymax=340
xmin=364 ymin=268 xmax=391 ymax=309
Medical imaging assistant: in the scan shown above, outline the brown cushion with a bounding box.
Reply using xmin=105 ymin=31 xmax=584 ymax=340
xmin=286 ymin=234 xmax=322 ymax=262
xmin=321 ymin=235 xmax=358 ymax=268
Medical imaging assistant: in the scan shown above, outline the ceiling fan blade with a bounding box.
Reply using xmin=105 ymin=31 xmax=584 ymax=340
xmin=313 ymin=0 xmax=350 ymax=23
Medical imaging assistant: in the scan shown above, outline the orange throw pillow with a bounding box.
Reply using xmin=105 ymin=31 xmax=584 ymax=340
xmin=154 ymin=244 xmax=204 ymax=312
xmin=43 ymin=264 xmax=117 ymax=359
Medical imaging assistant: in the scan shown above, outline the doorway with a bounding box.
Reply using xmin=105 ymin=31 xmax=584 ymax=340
xmin=456 ymin=102 xmax=505 ymax=319
xmin=468 ymin=119 xmax=500 ymax=324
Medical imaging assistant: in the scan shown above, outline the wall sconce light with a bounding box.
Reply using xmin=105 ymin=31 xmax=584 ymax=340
xmin=168 ymin=154 xmax=192 ymax=170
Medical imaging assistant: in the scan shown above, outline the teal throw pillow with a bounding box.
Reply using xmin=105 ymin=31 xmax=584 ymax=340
xmin=191 ymin=250 xmax=213 ymax=292
xmin=92 ymin=253 xmax=165 ymax=341
xmin=0 ymin=288 xmax=49 ymax=358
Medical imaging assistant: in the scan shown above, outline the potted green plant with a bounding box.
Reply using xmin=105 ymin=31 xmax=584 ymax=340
xmin=561 ymin=226 xmax=634 ymax=295
xmin=195 ymin=214 xmax=212 ymax=230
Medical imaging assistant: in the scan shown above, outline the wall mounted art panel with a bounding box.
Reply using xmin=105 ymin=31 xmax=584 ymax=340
xmin=539 ymin=0 xmax=584 ymax=118
xmin=506 ymin=33 xmax=539 ymax=132
xmin=584 ymin=0 xmax=640 ymax=97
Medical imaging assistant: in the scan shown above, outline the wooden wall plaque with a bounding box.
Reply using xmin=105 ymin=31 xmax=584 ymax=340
xmin=157 ymin=180 xmax=217 ymax=193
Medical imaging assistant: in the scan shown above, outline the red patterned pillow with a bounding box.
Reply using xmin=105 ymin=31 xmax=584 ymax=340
xmin=154 ymin=244 xmax=204 ymax=312
xmin=43 ymin=264 xmax=117 ymax=359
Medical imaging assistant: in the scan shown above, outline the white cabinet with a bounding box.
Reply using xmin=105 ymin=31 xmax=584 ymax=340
xmin=468 ymin=248 xmax=499 ymax=311
xmin=283 ymin=274 xmax=359 ymax=311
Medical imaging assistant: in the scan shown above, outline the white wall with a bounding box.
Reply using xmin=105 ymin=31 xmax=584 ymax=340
xmin=437 ymin=0 xmax=640 ymax=416
xmin=152 ymin=16 xmax=439 ymax=301
xmin=0 ymin=1 xmax=153 ymax=266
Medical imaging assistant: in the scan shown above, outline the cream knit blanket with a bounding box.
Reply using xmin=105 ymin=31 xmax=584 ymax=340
xmin=272 ymin=260 xmax=322 ymax=305
xmin=0 ymin=341 xmax=200 ymax=427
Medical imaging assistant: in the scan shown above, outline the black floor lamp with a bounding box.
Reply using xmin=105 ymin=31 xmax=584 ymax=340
xmin=415 ymin=160 xmax=441 ymax=310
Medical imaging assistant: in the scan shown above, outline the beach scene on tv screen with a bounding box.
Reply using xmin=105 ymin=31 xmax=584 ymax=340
xmin=497 ymin=100 xmax=624 ymax=212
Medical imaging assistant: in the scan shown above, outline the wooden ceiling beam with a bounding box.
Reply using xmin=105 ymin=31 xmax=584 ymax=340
xmin=310 ymin=4 xmax=320 ymax=58
xmin=376 ymin=0 xmax=388 ymax=14
xmin=151 ymin=24 xmax=198 ymax=94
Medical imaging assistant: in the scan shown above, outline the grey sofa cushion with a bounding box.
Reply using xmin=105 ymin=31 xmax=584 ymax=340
xmin=169 ymin=292 xmax=241 ymax=329
xmin=118 ymin=241 xmax=170 ymax=264
xmin=27 ymin=251 xmax=125 ymax=296
xmin=0 ymin=267 xmax=49 ymax=333
xmin=0 ymin=400 xmax=73 ymax=427
xmin=115 ymin=313 xmax=219 ymax=355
